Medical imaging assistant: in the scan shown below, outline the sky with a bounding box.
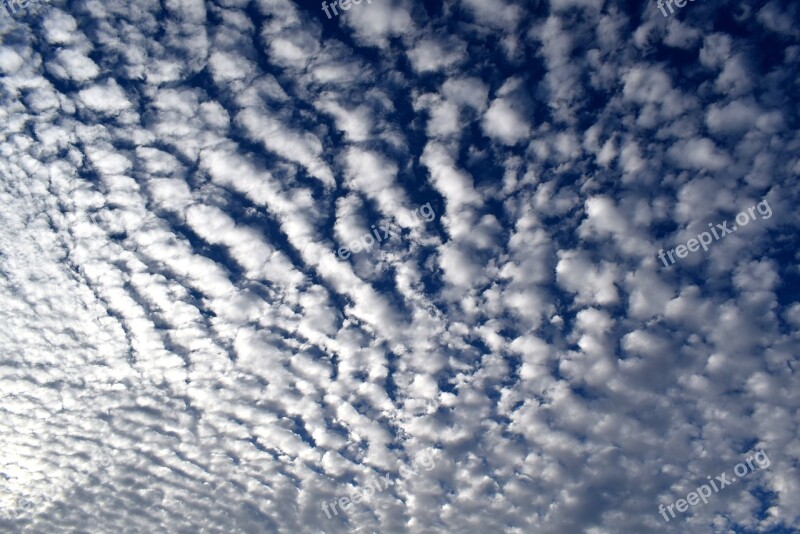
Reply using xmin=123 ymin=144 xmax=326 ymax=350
xmin=0 ymin=0 xmax=799 ymax=532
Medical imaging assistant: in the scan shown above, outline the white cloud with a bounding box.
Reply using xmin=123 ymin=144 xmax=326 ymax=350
xmin=482 ymin=97 xmax=531 ymax=145
xmin=47 ymin=48 xmax=101 ymax=82
xmin=77 ymin=79 xmax=133 ymax=113
xmin=406 ymin=36 xmax=466 ymax=73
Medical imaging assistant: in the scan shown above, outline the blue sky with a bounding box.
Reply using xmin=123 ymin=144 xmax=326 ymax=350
xmin=0 ymin=0 xmax=799 ymax=532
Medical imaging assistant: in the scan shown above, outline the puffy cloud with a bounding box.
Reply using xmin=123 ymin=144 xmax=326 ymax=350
xmin=46 ymin=49 xmax=101 ymax=83
xmin=406 ymin=36 xmax=467 ymax=73
xmin=482 ymin=97 xmax=531 ymax=145
xmin=77 ymin=79 xmax=134 ymax=113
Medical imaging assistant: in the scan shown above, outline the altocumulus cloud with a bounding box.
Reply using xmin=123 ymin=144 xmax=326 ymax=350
xmin=1 ymin=0 xmax=799 ymax=533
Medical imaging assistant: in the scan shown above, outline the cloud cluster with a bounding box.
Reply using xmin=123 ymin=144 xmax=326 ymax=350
xmin=0 ymin=0 xmax=799 ymax=532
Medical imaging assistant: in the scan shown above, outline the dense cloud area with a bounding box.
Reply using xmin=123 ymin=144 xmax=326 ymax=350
xmin=1 ymin=0 xmax=799 ymax=532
